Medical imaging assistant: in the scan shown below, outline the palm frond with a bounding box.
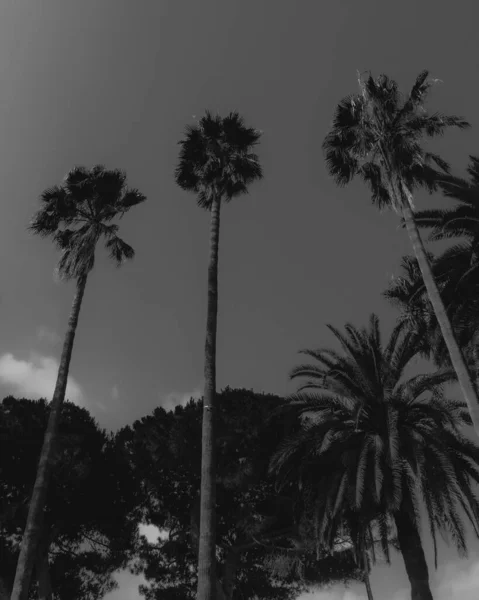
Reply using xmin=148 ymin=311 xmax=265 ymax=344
xmin=275 ymin=313 xmax=479 ymax=567
xmin=323 ymin=69 xmax=469 ymax=211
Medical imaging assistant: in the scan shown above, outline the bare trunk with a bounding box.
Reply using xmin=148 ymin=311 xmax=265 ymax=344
xmin=394 ymin=510 xmax=433 ymax=600
xmin=191 ymin=499 xmax=250 ymax=600
xmin=11 ymin=274 xmax=88 ymax=600
xmin=402 ymin=195 xmax=479 ymax=437
xmin=360 ymin=545 xmax=374 ymax=600
xmin=364 ymin=569 xmax=374 ymax=600
xmin=197 ymin=196 xmax=221 ymax=600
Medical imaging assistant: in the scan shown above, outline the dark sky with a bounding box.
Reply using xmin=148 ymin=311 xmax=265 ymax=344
xmin=1 ymin=1 xmax=479 ymax=598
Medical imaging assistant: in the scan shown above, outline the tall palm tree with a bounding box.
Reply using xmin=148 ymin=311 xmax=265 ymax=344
xmin=175 ymin=112 xmax=262 ymax=600
xmin=271 ymin=315 xmax=479 ymax=600
xmin=321 ymin=70 xmax=479 ymax=436
xmin=11 ymin=165 xmax=146 ymax=600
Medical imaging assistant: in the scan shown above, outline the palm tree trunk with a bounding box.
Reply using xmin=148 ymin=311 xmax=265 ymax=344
xmin=394 ymin=511 xmax=433 ymax=600
xmin=401 ymin=193 xmax=479 ymax=437
xmin=197 ymin=195 xmax=221 ymax=600
xmin=10 ymin=274 xmax=88 ymax=600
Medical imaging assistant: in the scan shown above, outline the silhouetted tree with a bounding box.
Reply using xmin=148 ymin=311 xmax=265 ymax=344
xmin=322 ymin=70 xmax=479 ymax=436
xmin=1 ymin=397 xmax=139 ymax=599
xmin=124 ymin=389 xmax=361 ymax=599
xmin=271 ymin=316 xmax=479 ymax=600
xmin=175 ymin=113 xmax=263 ymax=600
xmin=11 ymin=166 xmax=146 ymax=600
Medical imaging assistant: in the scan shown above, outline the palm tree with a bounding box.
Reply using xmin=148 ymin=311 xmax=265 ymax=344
xmin=11 ymin=165 xmax=146 ymax=600
xmin=271 ymin=315 xmax=479 ymax=600
xmin=175 ymin=112 xmax=262 ymax=600
xmin=321 ymin=70 xmax=479 ymax=437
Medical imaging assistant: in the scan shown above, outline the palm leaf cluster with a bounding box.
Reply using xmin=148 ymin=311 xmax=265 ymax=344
xmin=175 ymin=111 xmax=262 ymax=209
xmin=322 ymin=70 xmax=469 ymax=211
xmin=30 ymin=165 xmax=146 ymax=279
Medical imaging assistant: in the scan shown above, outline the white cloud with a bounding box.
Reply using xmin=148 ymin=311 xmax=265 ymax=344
xmin=103 ymin=569 xmax=145 ymax=600
xmin=36 ymin=326 xmax=61 ymax=345
xmin=111 ymin=385 xmax=120 ymax=401
xmin=161 ymin=387 xmax=202 ymax=411
xmin=436 ymin=558 xmax=479 ymax=599
xmin=0 ymin=352 xmax=84 ymax=405
xmin=299 ymin=557 xmax=479 ymax=600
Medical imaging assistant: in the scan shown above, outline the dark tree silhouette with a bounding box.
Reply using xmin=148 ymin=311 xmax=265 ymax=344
xmin=175 ymin=113 xmax=263 ymax=600
xmin=271 ymin=316 xmax=479 ymax=600
xmin=322 ymin=70 xmax=479 ymax=436
xmin=11 ymin=166 xmax=145 ymax=600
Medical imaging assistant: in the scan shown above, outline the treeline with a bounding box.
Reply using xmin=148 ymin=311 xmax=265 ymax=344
xmin=1 ymin=390 xmax=364 ymax=599
xmin=2 ymin=69 xmax=479 ymax=600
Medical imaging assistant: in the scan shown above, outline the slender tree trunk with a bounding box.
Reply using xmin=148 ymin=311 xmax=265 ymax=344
xmin=11 ymin=274 xmax=88 ymax=600
xmin=364 ymin=569 xmax=374 ymax=600
xmin=401 ymin=192 xmax=479 ymax=437
xmin=190 ymin=500 xmax=241 ymax=600
xmin=361 ymin=546 xmax=374 ymax=600
xmin=394 ymin=511 xmax=433 ymax=600
xmin=197 ymin=195 xmax=221 ymax=600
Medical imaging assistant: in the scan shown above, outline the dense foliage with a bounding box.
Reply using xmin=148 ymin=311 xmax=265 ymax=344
xmin=0 ymin=398 xmax=139 ymax=599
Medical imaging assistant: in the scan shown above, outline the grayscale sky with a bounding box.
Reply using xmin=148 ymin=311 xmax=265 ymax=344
xmin=1 ymin=0 xmax=479 ymax=598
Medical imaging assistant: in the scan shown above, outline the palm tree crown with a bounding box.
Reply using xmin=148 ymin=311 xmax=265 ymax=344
xmin=175 ymin=111 xmax=263 ymax=209
xmin=322 ymin=70 xmax=469 ymax=211
xmin=271 ymin=315 xmax=479 ymax=568
xmin=30 ymin=165 xmax=146 ymax=279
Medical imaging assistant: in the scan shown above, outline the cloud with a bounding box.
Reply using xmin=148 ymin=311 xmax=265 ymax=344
xmin=0 ymin=352 xmax=84 ymax=405
xmin=436 ymin=557 xmax=479 ymax=599
xmin=36 ymin=326 xmax=61 ymax=345
xmin=111 ymin=385 xmax=120 ymax=401
xmin=103 ymin=569 xmax=145 ymax=600
xmin=161 ymin=387 xmax=202 ymax=411
xmin=299 ymin=556 xmax=479 ymax=600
